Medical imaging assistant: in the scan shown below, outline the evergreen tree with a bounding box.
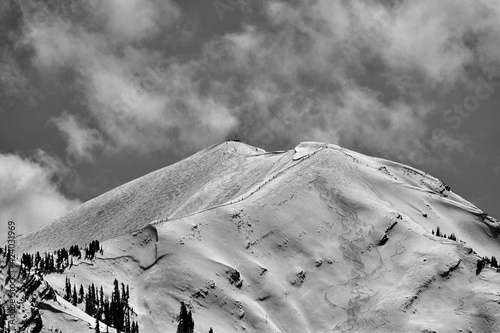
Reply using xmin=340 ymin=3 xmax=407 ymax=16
xmin=86 ymin=285 xmax=93 ymax=315
xmin=126 ymin=285 xmax=130 ymax=305
xmin=476 ymin=259 xmax=484 ymax=275
xmin=99 ymin=286 xmax=104 ymax=308
xmin=91 ymin=283 xmax=96 ymax=306
xmin=79 ymin=284 xmax=85 ymax=303
xmin=491 ymin=256 xmax=498 ymax=268
xmin=72 ymin=285 xmax=78 ymax=306
xmin=35 ymin=251 xmax=41 ymax=266
xmin=177 ymin=302 xmax=194 ymax=333
xmin=121 ymin=283 xmax=127 ymax=305
xmin=65 ymin=276 xmax=72 ymax=301
xmin=112 ymin=278 xmax=122 ymax=330
xmin=209 ymin=328 xmax=214 ymax=333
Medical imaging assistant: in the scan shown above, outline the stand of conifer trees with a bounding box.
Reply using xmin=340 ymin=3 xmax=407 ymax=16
xmin=66 ymin=277 xmax=139 ymax=333
xmin=16 ymin=240 xmax=103 ymax=277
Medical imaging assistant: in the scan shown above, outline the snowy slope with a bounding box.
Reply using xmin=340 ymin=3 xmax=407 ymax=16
xmin=16 ymin=141 xmax=276 ymax=253
xmin=6 ymin=141 xmax=500 ymax=333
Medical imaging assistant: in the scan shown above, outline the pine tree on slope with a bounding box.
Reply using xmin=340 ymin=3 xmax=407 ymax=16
xmin=177 ymin=302 xmax=194 ymax=333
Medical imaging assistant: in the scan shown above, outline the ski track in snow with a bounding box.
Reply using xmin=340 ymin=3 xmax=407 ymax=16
xmin=151 ymin=144 xmax=326 ymax=227
xmin=454 ymin=292 xmax=496 ymax=333
xmin=314 ymin=175 xmax=387 ymax=332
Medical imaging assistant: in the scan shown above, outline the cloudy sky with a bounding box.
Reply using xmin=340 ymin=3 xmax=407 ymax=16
xmin=1 ymin=0 xmax=499 ymax=243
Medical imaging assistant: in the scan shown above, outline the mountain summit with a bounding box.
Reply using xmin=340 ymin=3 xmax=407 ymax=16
xmin=5 ymin=141 xmax=500 ymax=332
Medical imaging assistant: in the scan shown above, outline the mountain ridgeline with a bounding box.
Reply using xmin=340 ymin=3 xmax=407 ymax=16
xmin=3 ymin=141 xmax=500 ymax=333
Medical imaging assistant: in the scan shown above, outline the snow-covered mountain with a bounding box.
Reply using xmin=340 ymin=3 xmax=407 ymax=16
xmin=3 ymin=141 xmax=500 ymax=333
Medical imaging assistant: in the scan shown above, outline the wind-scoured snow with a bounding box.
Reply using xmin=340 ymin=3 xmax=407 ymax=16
xmin=5 ymin=141 xmax=500 ymax=333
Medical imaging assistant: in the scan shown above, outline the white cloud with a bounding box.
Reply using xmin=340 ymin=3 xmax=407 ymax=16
xmin=202 ymin=0 xmax=499 ymax=162
xmin=335 ymin=83 xmax=432 ymax=159
xmin=377 ymin=1 xmax=485 ymax=86
xmin=0 ymin=152 xmax=81 ymax=245
xmin=51 ymin=113 xmax=103 ymax=162
xmin=19 ymin=0 xmax=500 ymax=167
xmin=92 ymin=0 xmax=181 ymax=42
xmin=23 ymin=1 xmax=237 ymax=158
xmin=0 ymin=50 xmax=29 ymax=102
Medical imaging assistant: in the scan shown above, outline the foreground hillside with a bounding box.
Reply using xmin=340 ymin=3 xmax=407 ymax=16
xmin=3 ymin=141 xmax=500 ymax=333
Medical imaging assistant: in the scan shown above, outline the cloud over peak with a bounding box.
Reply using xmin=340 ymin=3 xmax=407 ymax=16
xmin=0 ymin=151 xmax=81 ymax=244
xmin=15 ymin=0 xmax=500 ymax=166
